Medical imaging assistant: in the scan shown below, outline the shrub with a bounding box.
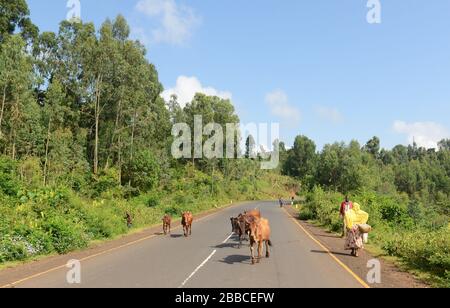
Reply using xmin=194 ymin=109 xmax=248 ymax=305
xmin=41 ymin=216 xmax=88 ymax=254
xmin=92 ymin=168 xmax=121 ymax=198
xmin=299 ymin=206 xmax=315 ymax=220
xmin=18 ymin=187 xmax=70 ymax=209
xmin=122 ymin=150 xmax=160 ymax=192
xmin=0 ymin=156 xmax=21 ymax=196
xmin=173 ymin=192 xmax=194 ymax=207
xmin=0 ymin=235 xmax=29 ymax=262
xmin=146 ymin=194 xmax=160 ymax=208
xmin=19 ymin=157 xmax=42 ymax=189
xmin=83 ymin=206 xmax=126 ymax=239
xmin=382 ymin=228 xmax=450 ymax=286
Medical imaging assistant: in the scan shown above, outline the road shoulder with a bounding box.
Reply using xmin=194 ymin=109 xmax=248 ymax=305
xmin=283 ymin=205 xmax=430 ymax=288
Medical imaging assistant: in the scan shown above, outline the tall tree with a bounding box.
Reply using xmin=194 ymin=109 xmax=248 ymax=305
xmin=283 ymin=135 xmax=317 ymax=180
xmin=438 ymin=139 xmax=450 ymax=151
xmin=183 ymin=93 xmax=239 ymax=169
xmin=245 ymin=135 xmax=256 ymax=159
xmin=0 ymin=35 xmax=37 ymax=158
xmin=42 ymin=80 xmax=69 ymax=185
xmin=364 ymin=136 xmax=381 ymax=158
xmin=0 ymin=0 xmax=38 ymax=44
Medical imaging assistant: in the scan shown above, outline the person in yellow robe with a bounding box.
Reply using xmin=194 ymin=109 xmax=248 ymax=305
xmin=344 ymin=203 xmax=369 ymax=257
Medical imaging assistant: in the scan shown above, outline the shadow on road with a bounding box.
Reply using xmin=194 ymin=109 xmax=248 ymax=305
xmin=170 ymin=234 xmax=184 ymax=239
xmin=214 ymin=243 xmax=238 ymax=249
xmin=219 ymin=255 xmax=251 ymax=265
xmin=310 ymin=249 xmax=351 ymax=257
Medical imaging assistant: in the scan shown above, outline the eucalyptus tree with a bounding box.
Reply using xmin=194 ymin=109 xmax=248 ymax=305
xmin=0 ymin=0 xmax=38 ymax=44
xmin=0 ymin=35 xmax=37 ymax=159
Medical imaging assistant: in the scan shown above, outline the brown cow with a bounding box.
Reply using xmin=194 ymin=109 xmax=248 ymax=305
xmin=182 ymin=212 xmax=193 ymax=237
xmin=162 ymin=214 xmax=171 ymax=235
xmin=241 ymin=209 xmax=261 ymax=240
xmin=244 ymin=209 xmax=261 ymax=219
xmin=247 ymin=216 xmax=272 ymax=265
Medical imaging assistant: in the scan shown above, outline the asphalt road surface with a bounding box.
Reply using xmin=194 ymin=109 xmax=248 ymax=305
xmin=11 ymin=201 xmax=365 ymax=288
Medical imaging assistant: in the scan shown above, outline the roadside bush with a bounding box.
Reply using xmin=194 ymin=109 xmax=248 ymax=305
xmin=0 ymin=156 xmax=21 ymax=196
xmin=122 ymin=150 xmax=160 ymax=192
xmin=382 ymin=227 xmax=450 ymax=286
xmin=300 ymin=186 xmax=343 ymax=232
xmin=91 ymin=168 xmax=121 ymax=198
xmin=164 ymin=205 xmax=184 ymax=216
xmin=41 ymin=216 xmax=88 ymax=254
xmin=18 ymin=187 xmax=70 ymax=209
xmin=173 ymin=192 xmax=195 ymax=208
xmin=19 ymin=157 xmax=43 ymax=189
xmin=146 ymin=195 xmax=159 ymax=208
xmin=299 ymin=206 xmax=315 ymax=220
xmin=0 ymin=235 xmax=29 ymax=262
xmin=81 ymin=204 xmax=125 ymax=240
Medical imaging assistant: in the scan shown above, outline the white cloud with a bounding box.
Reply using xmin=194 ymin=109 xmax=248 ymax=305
xmin=162 ymin=76 xmax=232 ymax=107
xmin=315 ymin=105 xmax=343 ymax=124
xmin=135 ymin=0 xmax=200 ymax=45
xmin=393 ymin=121 xmax=449 ymax=149
xmin=265 ymin=90 xmax=301 ymax=123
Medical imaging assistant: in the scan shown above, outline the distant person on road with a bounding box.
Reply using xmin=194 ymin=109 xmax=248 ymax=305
xmin=340 ymin=196 xmax=353 ymax=237
xmin=279 ymin=197 xmax=283 ymax=208
xmin=125 ymin=212 xmax=133 ymax=229
xmin=291 ymin=196 xmax=295 ymax=206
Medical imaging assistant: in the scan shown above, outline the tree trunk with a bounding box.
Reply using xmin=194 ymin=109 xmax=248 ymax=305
xmin=211 ymin=163 xmax=215 ymax=195
xmin=10 ymin=97 xmax=19 ymax=160
xmin=0 ymin=85 xmax=6 ymax=137
xmin=130 ymin=110 xmax=137 ymax=161
xmin=11 ymin=133 xmax=16 ymax=160
xmin=94 ymin=75 xmax=102 ymax=175
xmin=105 ymin=95 xmax=122 ymax=171
xmin=43 ymin=118 xmax=52 ymax=186
xmin=129 ymin=110 xmax=137 ymax=186
xmin=118 ymin=135 xmax=122 ymax=184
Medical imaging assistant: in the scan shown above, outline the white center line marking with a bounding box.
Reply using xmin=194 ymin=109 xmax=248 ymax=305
xmin=178 ymin=233 xmax=233 ymax=288
xmin=222 ymin=233 xmax=234 ymax=244
xmin=179 ymin=250 xmax=217 ymax=288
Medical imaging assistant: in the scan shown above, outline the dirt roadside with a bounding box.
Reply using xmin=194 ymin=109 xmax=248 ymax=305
xmin=284 ymin=205 xmax=430 ymax=288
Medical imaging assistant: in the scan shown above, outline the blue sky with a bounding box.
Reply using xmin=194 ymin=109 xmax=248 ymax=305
xmin=27 ymin=0 xmax=450 ymax=150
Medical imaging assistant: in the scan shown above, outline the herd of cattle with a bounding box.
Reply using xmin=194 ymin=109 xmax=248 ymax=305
xmin=230 ymin=209 xmax=272 ymax=265
xmin=161 ymin=209 xmax=272 ymax=265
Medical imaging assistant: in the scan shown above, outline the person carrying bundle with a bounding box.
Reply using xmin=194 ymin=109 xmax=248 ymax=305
xmin=344 ymin=203 xmax=370 ymax=257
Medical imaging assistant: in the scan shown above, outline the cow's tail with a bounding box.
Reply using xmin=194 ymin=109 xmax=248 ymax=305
xmin=268 ymin=240 xmax=273 ymax=247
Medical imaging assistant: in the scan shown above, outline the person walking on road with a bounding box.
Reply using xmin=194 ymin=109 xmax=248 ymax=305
xmin=344 ymin=203 xmax=369 ymax=257
xmin=279 ymin=197 xmax=284 ymax=208
xmin=340 ymin=196 xmax=353 ymax=237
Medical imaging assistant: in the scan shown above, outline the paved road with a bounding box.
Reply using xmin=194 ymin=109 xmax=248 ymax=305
xmin=12 ymin=201 xmax=364 ymax=288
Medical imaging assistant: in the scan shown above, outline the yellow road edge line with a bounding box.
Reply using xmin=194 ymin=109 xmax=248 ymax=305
xmin=282 ymin=207 xmax=370 ymax=289
xmin=1 ymin=202 xmax=246 ymax=289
